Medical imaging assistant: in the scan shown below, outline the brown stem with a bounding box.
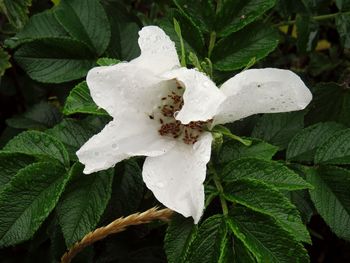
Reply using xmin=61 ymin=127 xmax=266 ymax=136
xmin=60 ymin=207 xmax=174 ymax=263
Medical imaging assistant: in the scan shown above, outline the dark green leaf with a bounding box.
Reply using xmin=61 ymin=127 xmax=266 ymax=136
xmin=336 ymin=0 xmax=350 ymax=10
xmin=252 ymin=111 xmax=305 ymax=150
xmin=0 ymin=0 xmax=31 ymax=29
xmin=306 ymin=166 xmax=350 ymax=241
xmin=54 ymin=0 xmax=111 ymax=55
xmin=57 ymin=163 xmax=113 ymax=247
xmin=222 ymin=158 xmax=312 ymax=190
xmin=217 ymin=138 xmax=278 ymax=165
xmin=216 ymin=0 xmax=276 ymax=37
xmin=186 ymin=215 xmax=230 ymax=263
xmin=14 ymin=38 xmax=96 ymax=83
xmin=0 ymin=47 xmax=11 ymax=76
xmin=6 ymin=102 xmax=62 ymax=130
xmin=212 ymin=22 xmax=279 ymax=71
xmin=224 ymin=179 xmax=310 ymax=243
xmin=0 ymin=152 xmax=34 ymax=192
xmin=3 ymin=130 xmax=70 ymax=167
xmin=63 ymin=81 xmax=108 ymax=116
xmin=227 ymin=207 xmax=309 ymax=263
xmin=165 ymin=215 xmax=197 ymax=263
xmin=336 ymin=13 xmax=350 ymax=48
xmin=315 ymin=129 xmax=350 ymax=165
xmin=296 ymin=15 xmax=319 ymax=53
xmin=287 ymin=122 xmax=345 ymax=162
xmin=0 ymin=161 xmax=71 ymax=247
xmin=233 ymin=237 xmax=256 ymax=263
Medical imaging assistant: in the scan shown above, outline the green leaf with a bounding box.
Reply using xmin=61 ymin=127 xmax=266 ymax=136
xmin=224 ymin=179 xmax=310 ymax=243
xmin=306 ymin=82 xmax=350 ymax=126
xmin=212 ymin=22 xmax=279 ymax=71
xmin=0 ymin=161 xmax=71 ymax=247
xmin=57 ymin=164 xmax=113 ymax=247
xmin=165 ymin=215 xmax=197 ymax=263
xmin=4 ymin=10 xmax=68 ymax=49
xmin=173 ymin=0 xmax=215 ymax=33
xmin=0 ymin=152 xmax=34 ymax=192
xmin=6 ymin=102 xmax=62 ymax=130
xmin=287 ymin=122 xmax=345 ymax=162
xmin=306 ymin=166 xmax=350 ymax=241
xmin=0 ymin=47 xmax=11 ymax=76
xmin=252 ymin=112 xmax=305 ymax=150
xmin=3 ymin=130 xmax=70 ymax=167
xmin=227 ymin=207 xmax=309 ymax=263
xmin=222 ymin=158 xmax=312 ymax=190
xmin=336 ymin=13 xmax=350 ymax=48
xmin=14 ymin=38 xmax=96 ymax=83
xmin=186 ymin=215 xmax=230 ymax=263
xmin=315 ymin=129 xmax=350 ymax=165
xmin=46 ymin=118 xmax=102 ymax=160
xmin=217 ymin=138 xmax=278 ymax=165
xmin=336 ymin=0 xmax=350 ymax=10
xmin=63 ymin=81 xmax=108 ymax=116
xmin=216 ymin=0 xmax=276 ymax=37
xmin=295 ymin=15 xmax=319 ymax=53
xmin=54 ymin=0 xmax=111 ymax=55
xmin=0 ymin=0 xmax=31 ymax=29
xmin=96 ymin=57 xmax=120 ymax=66
xmin=233 ymin=237 xmax=257 ymax=263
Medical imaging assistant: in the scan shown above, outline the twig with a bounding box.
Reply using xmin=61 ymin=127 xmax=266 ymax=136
xmin=60 ymin=207 xmax=174 ymax=263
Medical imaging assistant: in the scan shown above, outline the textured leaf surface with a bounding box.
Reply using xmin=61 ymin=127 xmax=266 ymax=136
xmin=228 ymin=207 xmax=309 ymax=263
xmin=307 ymin=166 xmax=350 ymax=240
xmin=224 ymin=179 xmax=310 ymax=243
xmin=287 ymin=122 xmax=345 ymax=162
xmin=0 ymin=161 xmax=70 ymax=247
xmin=3 ymin=130 xmax=70 ymax=167
xmin=315 ymin=129 xmax=350 ymax=165
xmin=165 ymin=215 xmax=197 ymax=263
xmin=0 ymin=0 xmax=31 ymax=29
xmin=54 ymin=0 xmax=111 ymax=55
xmin=252 ymin=112 xmax=305 ymax=149
xmin=57 ymin=164 xmax=113 ymax=247
xmin=222 ymin=158 xmax=312 ymax=190
xmin=336 ymin=14 xmax=350 ymax=48
xmin=0 ymin=152 xmax=34 ymax=192
xmin=186 ymin=215 xmax=230 ymax=263
xmin=63 ymin=81 xmax=108 ymax=116
xmin=0 ymin=47 xmax=11 ymax=76
xmin=216 ymin=0 xmax=276 ymax=37
xmin=6 ymin=102 xmax=62 ymax=130
xmin=212 ymin=22 xmax=279 ymax=71
xmin=14 ymin=38 xmax=95 ymax=83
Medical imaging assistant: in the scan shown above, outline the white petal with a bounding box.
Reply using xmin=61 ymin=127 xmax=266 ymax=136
xmin=162 ymin=68 xmax=226 ymax=124
xmin=77 ymin=110 xmax=175 ymax=174
xmin=213 ymin=68 xmax=312 ymax=126
xmin=87 ymin=63 xmax=168 ymax=117
xmin=142 ymin=132 xmax=213 ymax=223
xmin=131 ymin=26 xmax=180 ymax=75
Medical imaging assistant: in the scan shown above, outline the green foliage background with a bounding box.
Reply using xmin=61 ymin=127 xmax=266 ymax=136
xmin=1 ymin=0 xmax=350 ymax=262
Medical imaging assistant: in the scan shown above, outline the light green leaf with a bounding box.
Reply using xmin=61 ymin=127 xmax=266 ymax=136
xmin=222 ymin=158 xmax=312 ymax=190
xmin=0 ymin=161 xmax=71 ymax=247
xmin=0 ymin=0 xmax=31 ymax=29
xmin=315 ymin=129 xmax=350 ymax=165
xmin=3 ymin=130 xmax=70 ymax=167
xmin=224 ymin=179 xmax=310 ymax=243
xmin=0 ymin=47 xmax=11 ymax=76
xmin=14 ymin=38 xmax=96 ymax=83
xmin=0 ymin=152 xmax=34 ymax=192
xmin=252 ymin=111 xmax=305 ymax=150
xmin=227 ymin=207 xmax=309 ymax=263
xmin=6 ymin=102 xmax=62 ymax=130
xmin=186 ymin=215 xmax=230 ymax=263
xmin=216 ymin=0 xmax=276 ymax=37
xmin=212 ymin=22 xmax=279 ymax=71
xmin=63 ymin=81 xmax=108 ymax=116
xmin=57 ymin=164 xmax=113 ymax=247
xmin=96 ymin=57 xmax=120 ymax=66
xmin=165 ymin=215 xmax=197 ymax=263
xmin=54 ymin=0 xmax=111 ymax=55
xmin=287 ymin=122 xmax=345 ymax=162
xmin=307 ymin=166 xmax=350 ymax=241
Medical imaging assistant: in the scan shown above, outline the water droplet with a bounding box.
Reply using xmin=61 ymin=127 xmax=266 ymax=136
xmin=270 ymin=107 xmax=276 ymax=111
xmin=112 ymin=143 xmax=118 ymax=149
xmin=94 ymin=152 xmax=100 ymax=156
xmin=173 ymin=111 xmax=180 ymax=118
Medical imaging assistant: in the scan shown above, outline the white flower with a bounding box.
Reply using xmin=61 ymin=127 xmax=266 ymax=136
xmin=76 ymin=26 xmax=312 ymax=223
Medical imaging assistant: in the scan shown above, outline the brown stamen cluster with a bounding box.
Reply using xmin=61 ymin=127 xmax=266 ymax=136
xmin=156 ymin=84 xmax=210 ymax=145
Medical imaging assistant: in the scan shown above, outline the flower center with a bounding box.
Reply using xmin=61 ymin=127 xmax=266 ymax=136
xmin=150 ymin=80 xmax=211 ymax=145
